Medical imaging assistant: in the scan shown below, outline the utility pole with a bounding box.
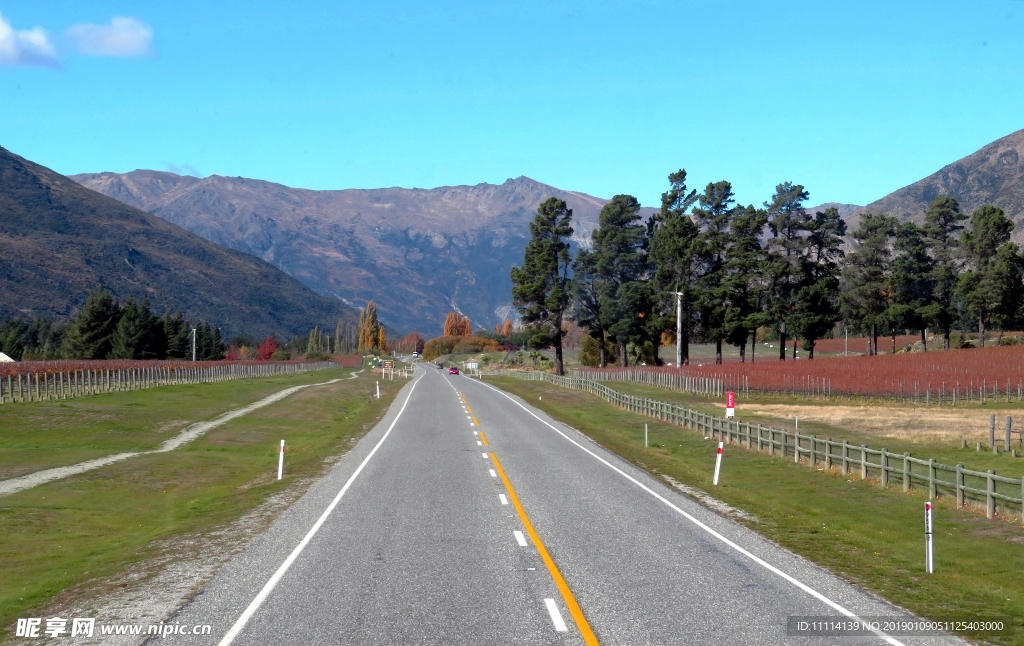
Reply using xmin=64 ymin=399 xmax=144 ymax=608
xmin=670 ymin=291 xmax=684 ymax=367
xmin=190 ymin=327 xmax=197 ymax=362
xmin=844 ymin=325 xmax=848 ymax=357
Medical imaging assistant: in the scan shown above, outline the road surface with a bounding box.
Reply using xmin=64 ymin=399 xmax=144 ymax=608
xmin=160 ymin=364 xmax=962 ymax=645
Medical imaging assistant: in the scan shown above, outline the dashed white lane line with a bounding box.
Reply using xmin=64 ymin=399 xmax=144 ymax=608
xmin=489 ymin=469 xmax=496 ymax=478
xmin=477 ymin=441 xmax=483 ymax=446
xmin=513 ymin=530 xmax=528 ymax=547
xmin=544 ymin=599 xmax=568 ymax=632
xmin=482 ymin=453 xmax=489 ymax=459
xmin=498 ymin=494 xmax=509 ymax=505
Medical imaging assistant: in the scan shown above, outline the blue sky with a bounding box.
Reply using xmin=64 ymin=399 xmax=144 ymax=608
xmin=1 ymin=1 xmax=1022 ymax=208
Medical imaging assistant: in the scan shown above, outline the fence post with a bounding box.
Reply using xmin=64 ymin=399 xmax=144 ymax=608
xmin=903 ymin=453 xmax=911 ymax=492
xmin=841 ymin=441 xmax=849 ymax=475
xmin=1007 ymin=417 xmax=1013 ymax=452
xmin=880 ymin=448 xmax=888 ymax=487
xmin=986 ymin=470 xmax=996 ymax=518
xmin=794 ymin=432 xmax=800 ymax=464
xmin=929 ymin=459 xmax=936 ymax=500
xmin=990 ymin=415 xmax=996 ymax=451
xmin=825 ymin=438 xmax=833 ymax=470
xmin=956 ymin=465 xmax=964 ymax=508
xmin=860 ymin=446 xmax=868 ymax=480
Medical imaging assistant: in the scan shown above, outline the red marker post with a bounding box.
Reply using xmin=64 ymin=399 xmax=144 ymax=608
xmin=725 ymin=391 xmax=736 ymax=418
xmin=925 ymin=501 xmax=934 ymax=573
xmin=713 ymin=441 xmax=724 ymax=485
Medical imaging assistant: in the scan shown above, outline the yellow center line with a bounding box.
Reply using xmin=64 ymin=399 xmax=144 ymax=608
xmin=478 ymin=431 xmax=488 ymax=446
xmin=490 ymin=453 xmax=599 ymax=645
xmin=472 ymin=416 xmax=480 ymax=426
xmin=466 ymin=406 xmax=473 ymax=414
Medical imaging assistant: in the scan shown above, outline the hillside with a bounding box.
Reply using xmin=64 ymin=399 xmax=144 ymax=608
xmin=860 ymin=129 xmax=1024 ymax=232
xmin=72 ymin=171 xmax=650 ymax=334
xmin=0 ymin=147 xmax=357 ymax=338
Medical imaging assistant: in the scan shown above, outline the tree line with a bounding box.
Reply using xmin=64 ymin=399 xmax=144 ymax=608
xmin=0 ymin=287 xmax=225 ymax=361
xmin=511 ymin=170 xmax=1024 ymax=375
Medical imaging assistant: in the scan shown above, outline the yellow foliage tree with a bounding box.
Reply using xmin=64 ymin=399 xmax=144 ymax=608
xmin=443 ymin=312 xmax=471 ymax=337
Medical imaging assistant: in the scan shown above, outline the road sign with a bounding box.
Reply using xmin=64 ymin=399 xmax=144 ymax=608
xmin=725 ymin=391 xmax=736 ymax=418
xmin=383 ymin=360 xmax=394 ymax=369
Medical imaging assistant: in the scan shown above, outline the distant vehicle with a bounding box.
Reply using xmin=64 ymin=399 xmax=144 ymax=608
xmin=412 ymin=351 xmax=420 ymax=357
xmin=437 ymin=362 xmax=444 ymax=369
xmin=448 ymin=367 xmax=459 ymax=375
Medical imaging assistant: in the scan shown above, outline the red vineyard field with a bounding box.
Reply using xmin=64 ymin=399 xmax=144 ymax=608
xmin=586 ymin=345 xmax=1024 ymax=400
xmin=0 ymin=354 xmax=364 ymax=377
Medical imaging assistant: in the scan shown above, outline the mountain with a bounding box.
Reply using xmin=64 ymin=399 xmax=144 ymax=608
xmin=0 ymin=147 xmax=357 ymax=338
xmin=72 ymin=171 xmax=652 ymax=335
xmin=859 ymin=129 xmax=1024 ymax=232
xmin=805 ymin=202 xmax=863 ymax=218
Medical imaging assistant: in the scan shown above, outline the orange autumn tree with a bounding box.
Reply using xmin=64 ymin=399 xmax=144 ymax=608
xmin=443 ymin=312 xmax=472 ymax=337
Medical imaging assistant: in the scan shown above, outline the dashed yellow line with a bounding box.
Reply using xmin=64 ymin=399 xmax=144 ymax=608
xmin=478 ymin=431 xmax=488 ymax=446
xmin=490 ymin=453 xmax=599 ymax=645
xmin=472 ymin=416 xmax=480 ymax=427
xmin=466 ymin=406 xmax=473 ymax=414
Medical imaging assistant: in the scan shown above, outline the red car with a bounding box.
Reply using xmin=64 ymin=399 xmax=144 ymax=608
xmin=448 ymin=367 xmax=459 ymax=375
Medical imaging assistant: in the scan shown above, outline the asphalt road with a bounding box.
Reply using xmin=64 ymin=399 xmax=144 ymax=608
xmin=160 ymin=365 xmax=964 ymax=646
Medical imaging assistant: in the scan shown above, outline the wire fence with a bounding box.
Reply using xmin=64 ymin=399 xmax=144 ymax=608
xmin=0 ymin=361 xmax=338 ymax=404
xmin=485 ymin=370 xmax=1024 ymax=522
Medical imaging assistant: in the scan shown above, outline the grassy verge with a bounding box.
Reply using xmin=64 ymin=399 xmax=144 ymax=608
xmin=0 ymin=369 xmax=348 ymax=480
xmin=601 ymin=380 xmax=1024 ymax=479
xmin=0 ymin=369 xmax=406 ymax=636
xmin=489 ymin=376 xmax=1024 ymax=645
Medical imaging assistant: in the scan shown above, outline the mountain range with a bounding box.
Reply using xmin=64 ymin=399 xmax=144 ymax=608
xmin=71 ymin=171 xmax=654 ymax=334
xmin=35 ymin=126 xmax=1024 ymax=338
xmin=0 ymin=146 xmax=357 ymax=338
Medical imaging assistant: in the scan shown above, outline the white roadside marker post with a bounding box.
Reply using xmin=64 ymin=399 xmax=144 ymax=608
xmin=713 ymin=441 xmax=724 ymax=485
xmin=925 ymin=501 xmax=934 ymax=573
xmin=277 ymin=440 xmax=285 ymax=480
xmin=645 ymin=423 xmax=648 ymax=448
xmin=376 ymin=381 xmax=380 ymax=399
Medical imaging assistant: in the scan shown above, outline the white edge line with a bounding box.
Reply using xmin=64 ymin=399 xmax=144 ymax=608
xmin=473 ymin=378 xmax=907 ymax=646
xmin=544 ymin=598 xmax=568 ymax=632
xmin=217 ymin=369 xmax=425 ymax=646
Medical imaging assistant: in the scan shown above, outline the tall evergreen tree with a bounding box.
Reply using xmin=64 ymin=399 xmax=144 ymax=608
xmin=791 ymin=206 xmax=846 ymax=358
xmin=721 ymin=204 xmax=767 ymax=362
xmin=888 ymin=222 xmax=934 ymax=351
xmin=765 ymin=183 xmax=811 ymax=359
xmin=692 ymin=181 xmax=737 ymax=364
xmin=958 ymin=205 xmax=1017 ymax=347
xmin=920 ymin=196 xmax=967 ymax=350
xmin=589 ymin=195 xmax=649 ymax=366
xmin=510 ymin=197 xmax=574 ymax=375
xmin=62 ymin=287 xmax=122 ymax=359
xmin=571 ymin=248 xmax=612 ymax=367
xmin=648 ymin=170 xmax=700 ymax=365
xmin=110 ymin=297 xmax=165 ymax=359
xmin=841 ymin=214 xmax=897 ymax=355
xmin=163 ymin=313 xmax=191 ymax=359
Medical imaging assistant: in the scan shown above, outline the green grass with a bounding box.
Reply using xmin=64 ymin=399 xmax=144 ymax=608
xmin=490 ymin=376 xmax=1024 ymax=645
xmin=0 ymin=369 xmax=404 ymax=637
xmin=599 ymin=380 xmax=1024 ymax=479
xmin=0 ymin=370 xmax=350 ymax=480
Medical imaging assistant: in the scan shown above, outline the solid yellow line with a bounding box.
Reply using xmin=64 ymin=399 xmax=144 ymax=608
xmin=478 ymin=431 xmax=488 ymax=446
xmin=490 ymin=453 xmax=599 ymax=645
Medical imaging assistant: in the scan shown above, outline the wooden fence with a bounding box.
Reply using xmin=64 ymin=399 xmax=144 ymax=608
xmin=570 ymin=368 xmax=728 ymax=399
xmin=486 ymin=370 xmax=1024 ymax=522
xmin=0 ymin=361 xmax=337 ymax=404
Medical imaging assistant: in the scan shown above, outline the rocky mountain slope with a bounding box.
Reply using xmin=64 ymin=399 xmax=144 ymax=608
xmin=73 ymin=171 xmax=644 ymax=334
xmin=860 ymin=129 xmax=1024 ymax=232
xmin=0 ymin=147 xmax=357 ymax=338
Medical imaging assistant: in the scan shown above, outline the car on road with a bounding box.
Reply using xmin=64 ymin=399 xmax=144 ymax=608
xmin=448 ymin=367 xmax=459 ymax=375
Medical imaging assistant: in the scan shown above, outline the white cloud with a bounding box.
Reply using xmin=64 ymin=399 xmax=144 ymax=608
xmin=0 ymin=12 xmax=59 ymax=68
xmin=66 ymin=17 xmax=152 ymax=58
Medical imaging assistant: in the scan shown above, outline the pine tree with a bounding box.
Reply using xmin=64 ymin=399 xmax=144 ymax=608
xmin=648 ymin=169 xmax=700 ymax=365
xmin=791 ymin=206 xmax=846 ymax=358
xmin=692 ymin=182 xmax=738 ymax=364
xmin=841 ymin=214 xmax=897 ymax=355
xmin=958 ymin=205 xmax=1018 ymax=347
xmin=62 ymin=287 xmax=122 ymax=359
xmin=888 ymin=222 xmax=934 ymax=351
xmin=510 ymin=197 xmax=574 ymax=375
xmin=921 ymin=196 xmax=967 ymax=350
